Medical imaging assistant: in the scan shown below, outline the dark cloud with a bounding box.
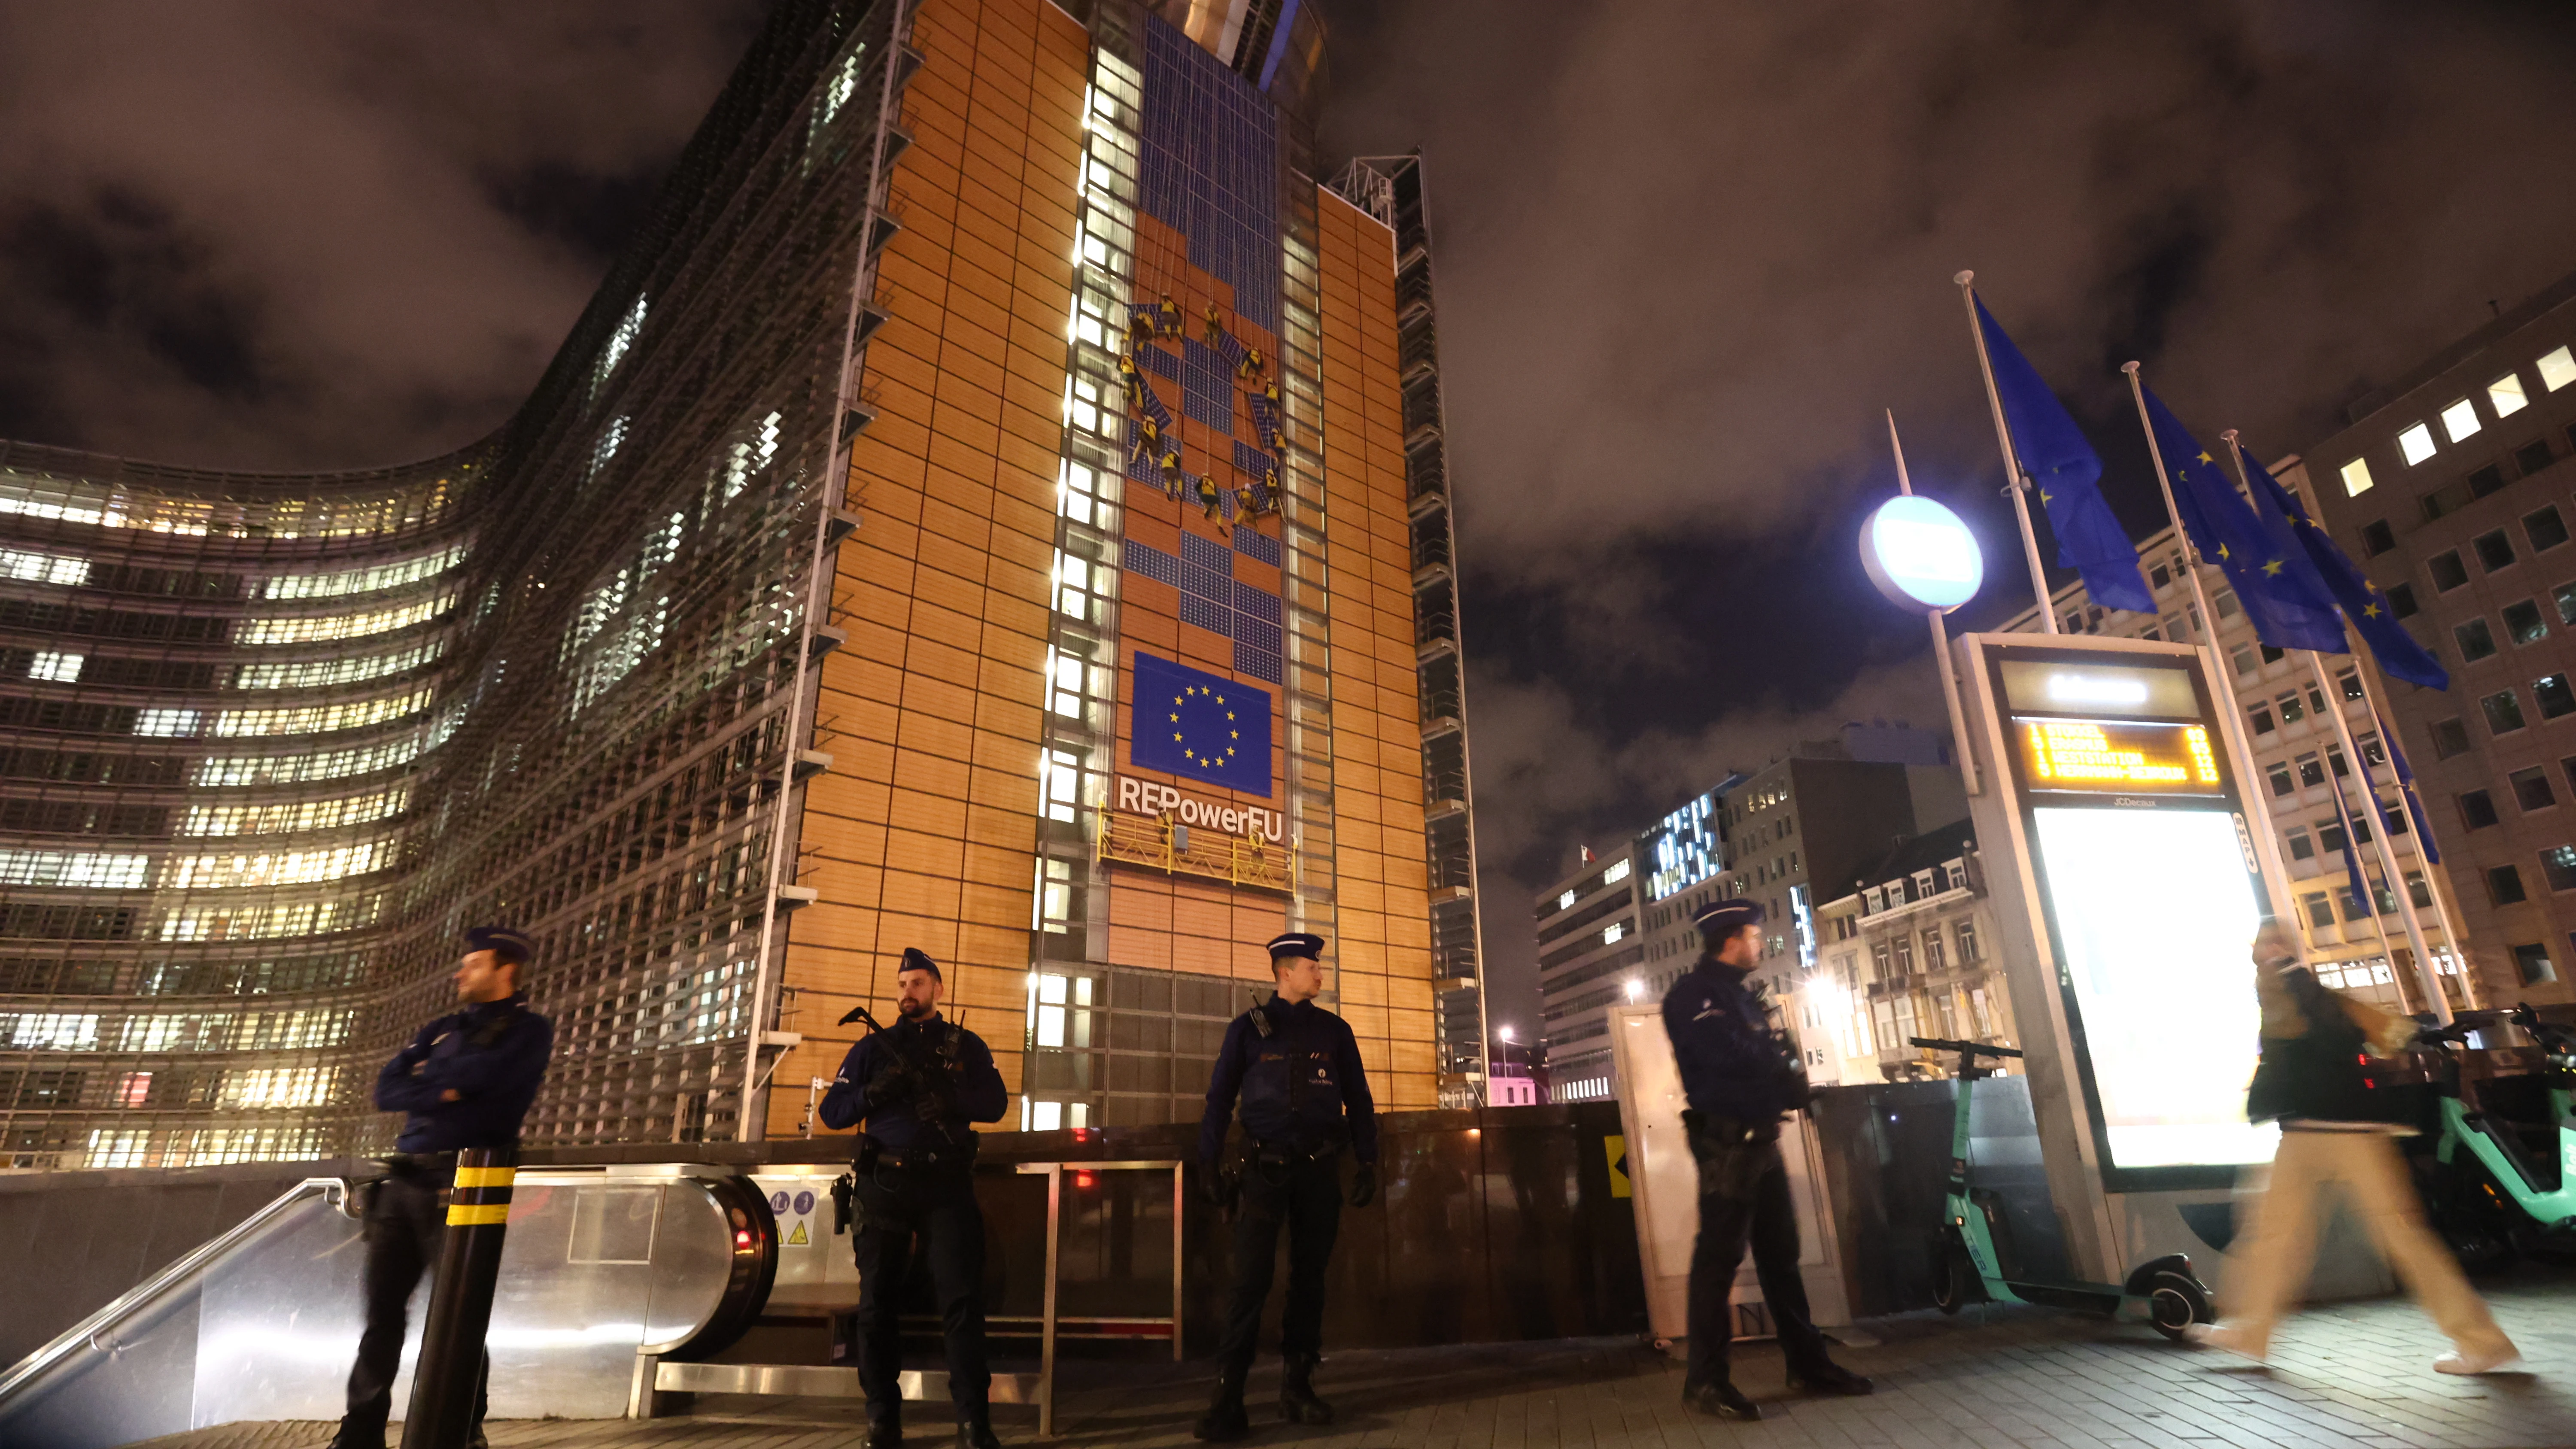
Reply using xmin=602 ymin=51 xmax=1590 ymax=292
xmin=0 ymin=2 xmax=761 ymax=468
xmin=1314 ymin=0 xmax=2576 ymax=1031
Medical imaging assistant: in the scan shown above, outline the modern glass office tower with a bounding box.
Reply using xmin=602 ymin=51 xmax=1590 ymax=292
xmin=0 ymin=0 xmax=1483 ymax=1168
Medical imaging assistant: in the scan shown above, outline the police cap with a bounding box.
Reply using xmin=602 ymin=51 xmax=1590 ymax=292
xmin=1691 ymin=899 xmax=1764 ymax=937
xmin=1266 ymin=932 xmax=1326 ymax=961
xmin=464 ymin=925 xmax=535 ymax=966
xmin=897 ymin=947 xmax=942 ymax=982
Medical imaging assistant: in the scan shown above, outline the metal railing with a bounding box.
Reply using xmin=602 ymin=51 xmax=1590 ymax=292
xmin=1096 ymin=807 xmax=1295 ymax=893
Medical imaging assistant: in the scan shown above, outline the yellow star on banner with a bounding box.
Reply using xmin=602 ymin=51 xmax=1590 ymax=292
xmin=2263 ymin=559 xmax=2284 ymax=576
xmin=2363 ymin=603 xmax=2382 ymax=618
xmin=2218 ymin=543 xmax=2231 ymax=560
xmin=2038 ymin=489 xmax=2054 ymax=506
xmin=2196 ymin=450 xmax=2214 ymax=464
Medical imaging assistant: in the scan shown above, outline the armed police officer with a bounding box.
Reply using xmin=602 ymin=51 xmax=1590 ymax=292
xmin=330 ymin=926 xmax=553 ymax=1449
xmin=819 ymin=948 xmax=1010 ymax=1449
xmin=1192 ymin=931 xmax=1377 ymax=1442
xmin=1664 ymin=899 xmax=1871 ymax=1421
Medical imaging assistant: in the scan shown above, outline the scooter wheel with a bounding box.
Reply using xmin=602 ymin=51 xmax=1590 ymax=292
xmin=2147 ymin=1271 xmax=2210 ymax=1341
xmin=1932 ymin=1242 xmax=1981 ymax=1315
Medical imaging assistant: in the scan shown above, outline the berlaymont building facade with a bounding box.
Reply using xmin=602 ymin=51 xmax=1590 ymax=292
xmin=0 ymin=0 xmax=1491 ymax=1170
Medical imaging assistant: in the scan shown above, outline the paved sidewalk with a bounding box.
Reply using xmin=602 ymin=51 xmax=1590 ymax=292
xmin=137 ymin=1273 xmax=2576 ymax=1449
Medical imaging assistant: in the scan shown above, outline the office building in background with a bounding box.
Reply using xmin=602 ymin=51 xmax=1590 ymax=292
xmin=0 ymin=0 xmax=1483 ymax=1169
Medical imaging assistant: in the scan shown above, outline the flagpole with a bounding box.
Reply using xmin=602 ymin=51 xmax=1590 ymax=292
xmin=2351 ymin=661 xmax=2486 ymax=1013
xmin=1956 ymin=271 xmax=2059 ymax=634
xmin=2217 ymin=431 xmax=2453 ymax=1024
xmin=2119 ymin=363 xmax=2295 ymax=925
xmin=1889 ymin=410 xmax=1981 ymax=797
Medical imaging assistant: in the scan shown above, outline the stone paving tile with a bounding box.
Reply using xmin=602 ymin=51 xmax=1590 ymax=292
xmin=125 ymin=1273 xmax=2576 ymax=1449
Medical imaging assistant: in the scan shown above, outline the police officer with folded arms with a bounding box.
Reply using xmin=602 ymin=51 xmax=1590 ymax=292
xmin=819 ymin=948 xmax=1009 ymax=1449
xmin=1664 ymin=899 xmax=1870 ymax=1420
xmin=1191 ymin=931 xmax=1376 ymax=1442
xmin=330 ymin=927 xmax=553 ymax=1449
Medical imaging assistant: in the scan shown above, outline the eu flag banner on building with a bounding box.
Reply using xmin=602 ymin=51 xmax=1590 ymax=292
xmin=2140 ymin=387 xmax=2345 ymax=653
xmin=2234 ymin=441 xmax=2450 ymax=691
xmin=1974 ymin=300 xmax=2154 ymax=613
xmin=1130 ymin=651 xmax=1273 ymax=797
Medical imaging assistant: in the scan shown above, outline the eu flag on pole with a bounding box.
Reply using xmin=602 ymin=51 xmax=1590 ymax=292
xmin=2327 ymin=785 xmax=2373 ymax=910
xmin=1130 ymin=651 xmax=1274 ymax=797
xmin=1975 ymin=301 xmax=2154 ymax=613
xmin=2140 ymin=387 xmax=2345 ymax=653
xmin=2235 ymin=442 xmax=2450 ymax=691
xmin=2369 ymin=695 xmax=2442 ymax=865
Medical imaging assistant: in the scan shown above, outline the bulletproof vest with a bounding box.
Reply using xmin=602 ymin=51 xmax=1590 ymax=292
xmin=1238 ymin=1011 xmax=1342 ymax=1146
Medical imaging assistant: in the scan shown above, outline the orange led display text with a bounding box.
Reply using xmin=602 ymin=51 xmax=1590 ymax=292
xmin=2017 ymin=719 xmax=2222 ymax=793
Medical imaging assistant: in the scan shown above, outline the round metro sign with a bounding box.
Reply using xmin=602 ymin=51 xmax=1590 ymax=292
xmin=1860 ymin=494 xmax=1984 ymax=614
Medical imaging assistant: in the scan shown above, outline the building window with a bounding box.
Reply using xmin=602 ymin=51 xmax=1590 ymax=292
xmin=2400 ymin=422 xmax=2438 ymax=465
xmin=2540 ymin=346 xmax=2576 ymax=392
xmin=2284 ymin=826 xmax=2316 ymax=860
xmin=2249 ymin=703 xmax=2276 ymax=735
xmin=2476 ymin=528 xmax=2518 ymax=573
xmin=1955 ymin=919 xmax=1981 ymax=963
xmin=2295 ymin=753 xmax=2326 ymax=788
xmin=2352 ymin=519 xmax=2394 ymax=557
xmin=1871 ymin=942 xmax=1891 ymax=981
xmin=2267 ymin=762 xmax=2296 ymax=797
xmin=2517 ymin=943 xmax=2559 ymax=985
xmin=2513 ymin=766 xmax=2558 ymax=812
xmin=2431 ymin=717 xmax=2473 ymax=758
xmin=2538 ymin=674 xmax=2576 ymax=720
xmin=2151 ymin=563 xmax=2172 ymax=589
xmin=2460 ymin=790 xmax=2501 ymax=830
xmin=2490 ymin=865 xmax=2529 ymax=906
xmin=2502 ymin=600 xmax=2549 ymax=646
xmin=1921 ymin=929 xmax=1947 ymax=974
xmin=2302 ymin=892 xmax=2335 ymax=929
xmin=2277 ymin=691 xmax=2307 ymax=726
xmin=2214 ymin=589 xmax=2242 ymax=619
xmin=2528 ymin=506 xmax=2570 ymax=553
xmin=2470 ymin=464 xmax=2509 ymax=499
xmin=2316 ymin=816 xmax=2349 ymax=854
xmin=2230 ymin=644 xmax=2260 ymax=677
xmin=2485 ymin=689 xmax=2528 ymax=735
xmin=2429 ymin=550 xmax=2470 ymax=592
xmin=2442 ymin=398 xmax=2482 ymax=444
xmin=2542 ymin=847 xmax=2576 ymax=893
xmin=2521 ymin=439 xmax=2558 ymax=476
xmin=2340 ymin=457 xmax=2376 ymax=495
xmin=2491 ymin=371 xmax=2530 ymax=418
xmin=2384 ymin=583 xmax=2418 ymax=620
xmin=1891 ymin=934 xmax=1914 ymax=974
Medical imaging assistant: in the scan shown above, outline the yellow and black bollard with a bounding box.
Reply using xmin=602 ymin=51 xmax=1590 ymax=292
xmin=398 ymin=1147 xmax=516 ymax=1449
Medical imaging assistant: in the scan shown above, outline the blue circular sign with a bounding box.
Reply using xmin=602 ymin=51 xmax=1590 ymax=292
xmin=1860 ymin=495 xmax=1983 ymax=614
xmin=794 ymin=1190 xmax=815 ymax=1215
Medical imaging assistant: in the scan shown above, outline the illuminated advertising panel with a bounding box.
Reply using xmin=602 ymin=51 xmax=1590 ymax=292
xmin=1987 ymin=645 xmax=2275 ymax=1187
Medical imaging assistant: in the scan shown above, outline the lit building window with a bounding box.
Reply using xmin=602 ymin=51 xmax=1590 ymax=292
xmin=1604 ymin=858 xmax=1631 ymax=885
xmin=115 ymin=1071 xmax=153 ymax=1107
xmin=221 ymin=1066 xmax=339 ymax=1108
xmin=2398 ymin=423 xmax=2436 ymax=465
xmin=2440 ymin=398 xmax=2481 ymax=444
xmin=162 ymin=1127 xmax=324 ymax=1166
xmin=238 ymin=593 xmax=452 ymax=646
xmin=260 ymin=543 xmax=465 ymax=601
xmin=593 ymin=296 xmax=648 ymax=398
xmin=136 ymin=708 xmax=204 ymax=738
xmin=85 ymin=1130 xmax=150 ymax=1170
xmin=29 ymin=651 xmax=82 ymax=682
xmin=1557 ymin=889 xmax=1576 ymax=911
xmin=0 ymin=547 xmax=90 ymax=585
xmin=213 ymin=686 xmax=433 ymax=738
xmin=2490 ymin=373 xmax=2529 ymax=418
xmin=161 ymin=838 xmax=397 ymax=890
xmin=7 ymin=1012 xmax=101 ymax=1049
xmin=181 ymin=786 xmax=408 ymax=837
xmin=0 ymin=850 xmax=150 ymax=889
xmin=194 ymin=733 xmax=425 ymax=787
xmin=2540 ymin=346 xmax=2576 ymax=393
xmin=2339 ymin=458 xmax=2374 ymax=497
xmin=1602 ymin=921 xmax=1625 ymax=945
xmin=158 ymin=897 xmax=383 ymax=943
xmin=231 ymin=641 xmax=442 ymax=690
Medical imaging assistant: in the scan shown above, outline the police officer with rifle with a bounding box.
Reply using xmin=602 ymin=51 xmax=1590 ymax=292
xmin=1664 ymin=899 xmax=1871 ymax=1421
xmin=819 ymin=948 xmax=1009 ymax=1449
xmin=330 ymin=926 xmax=553 ymax=1449
xmin=1191 ymin=931 xmax=1376 ymax=1442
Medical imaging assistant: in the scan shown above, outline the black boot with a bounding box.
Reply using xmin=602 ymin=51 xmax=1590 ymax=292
xmin=1786 ymin=1357 xmax=1874 ymax=1396
xmin=1192 ymin=1369 xmax=1251 ymax=1442
xmin=1279 ymin=1352 xmax=1334 ymax=1425
xmin=326 ymin=1419 xmax=387 ymax=1449
xmin=1682 ymin=1379 xmax=1761 ymax=1421
xmin=865 ymin=1416 xmax=902 ymax=1449
xmin=955 ymin=1410 xmax=1002 ymax=1449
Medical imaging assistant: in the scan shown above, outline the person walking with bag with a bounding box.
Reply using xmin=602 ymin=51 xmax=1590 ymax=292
xmin=2187 ymin=920 xmax=2520 ymax=1374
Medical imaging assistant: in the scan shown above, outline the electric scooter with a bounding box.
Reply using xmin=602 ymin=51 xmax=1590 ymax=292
xmin=1909 ymin=1036 xmax=2216 ymax=1339
xmin=2411 ymin=1008 xmax=2576 ymax=1271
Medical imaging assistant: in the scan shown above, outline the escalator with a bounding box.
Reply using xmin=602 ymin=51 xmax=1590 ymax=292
xmin=0 ymin=1166 xmax=776 ymax=1449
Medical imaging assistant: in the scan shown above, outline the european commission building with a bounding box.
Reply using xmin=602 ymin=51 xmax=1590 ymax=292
xmin=0 ymin=0 xmax=1491 ymax=1168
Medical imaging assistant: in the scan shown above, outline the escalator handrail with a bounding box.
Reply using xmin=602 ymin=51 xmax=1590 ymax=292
xmin=0 ymin=1176 xmax=349 ymax=1408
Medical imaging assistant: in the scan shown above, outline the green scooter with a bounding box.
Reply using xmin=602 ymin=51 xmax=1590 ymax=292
xmin=1910 ymin=1036 xmax=2216 ymax=1339
xmin=2412 ymin=1007 xmax=2576 ymax=1271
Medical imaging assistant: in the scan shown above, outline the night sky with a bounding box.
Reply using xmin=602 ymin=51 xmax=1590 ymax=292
xmin=5 ymin=2 xmax=2575 ymax=1044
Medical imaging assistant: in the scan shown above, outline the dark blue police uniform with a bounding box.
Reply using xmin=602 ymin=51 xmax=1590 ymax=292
xmin=336 ymin=927 xmax=553 ymax=1449
xmin=817 ymin=948 xmax=1008 ymax=1446
xmin=1193 ymin=932 xmax=1376 ymax=1440
xmin=1663 ymin=900 xmax=1865 ymax=1419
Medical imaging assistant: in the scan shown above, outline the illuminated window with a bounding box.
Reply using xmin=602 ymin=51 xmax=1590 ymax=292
xmin=2398 ymin=423 xmax=2436 ymax=465
xmin=1602 ymin=922 xmax=1625 ymax=945
xmin=221 ymin=1066 xmax=338 ymax=1108
xmin=162 ymin=839 xmax=396 ymax=890
xmin=84 ymin=1130 xmax=149 ymax=1170
xmin=1604 ymin=858 xmax=1631 ymax=885
xmin=115 ymin=1071 xmax=152 ymax=1107
xmin=261 ymin=544 xmax=465 ymax=600
xmin=238 ymin=593 xmax=451 ymax=646
xmin=1557 ymin=889 xmax=1576 ymax=911
xmin=135 ymin=708 xmax=203 ymax=737
xmin=2491 ymin=372 xmax=2529 ymax=418
xmin=0 ymin=547 xmax=90 ymax=585
xmin=231 ymin=641 xmax=440 ymax=690
xmin=2540 ymin=346 xmax=2576 ymax=392
xmin=181 ymin=786 xmax=408 ymax=837
xmin=159 ymin=897 xmax=383 ymax=943
xmin=2338 ymin=458 xmax=2375 ymax=496
xmin=594 ymin=296 xmax=648 ymax=396
xmin=161 ymin=1127 xmax=324 ymax=1166
xmin=6 ymin=1012 xmax=101 ymax=1049
xmin=2536 ymin=675 xmax=2576 ymax=720
xmin=1039 ymin=748 xmax=1082 ymax=823
xmin=28 ymin=651 xmax=82 ymax=682
xmin=0 ymin=850 xmax=149 ymax=889
xmin=213 ymin=687 xmax=432 ymax=738
xmin=2440 ymin=398 xmax=2481 ymax=444
xmin=194 ymin=733 xmax=425 ymax=787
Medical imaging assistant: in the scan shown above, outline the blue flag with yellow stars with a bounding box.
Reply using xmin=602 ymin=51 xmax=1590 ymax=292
xmin=1130 ymin=652 xmax=1273 ymax=797
xmin=2141 ymin=386 xmax=2345 ymax=653
xmin=1975 ymin=300 xmax=2154 ymax=613
xmin=2235 ymin=441 xmax=2450 ymax=691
